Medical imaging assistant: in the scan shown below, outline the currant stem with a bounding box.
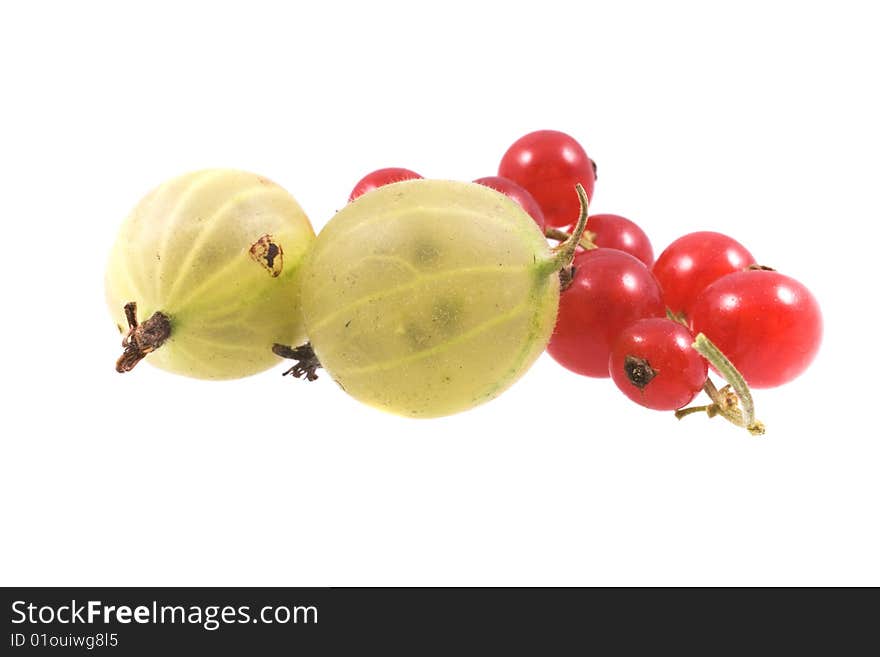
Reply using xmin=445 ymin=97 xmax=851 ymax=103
xmin=544 ymin=226 xmax=598 ymax=251
xmin=674 ymin=404 xmax=714 ymax=420
xmin=702 ymin=377 xmax=722 ymax=405
xmin=115 ymin=301 xmax=172 ymax=373
xmin=540 ymin=183 xmax=590 ymax=276
xmin=703 ymin=380 xmax=745 ymax=423
xmin=691 ymin=333 xmax=765 ymax=436
xmin=665 ymin=308 xmax=689 ymax=326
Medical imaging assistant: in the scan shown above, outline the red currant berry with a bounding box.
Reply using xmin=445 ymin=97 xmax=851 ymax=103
xmin=548 ymin=249 xmax=665 ymax=377
xmin=689 ymin=270 xmax=822 ymax=388
xmin=349 ymin=167 xmax=422 ymax=202
xmin=588 ymin=214 xmax=654 ymax=267
xmin=609 ymin=318 xmax=708 ymax=410
xmin=498 ymin=130 xmax=595 ymax=228
xmin=561 ymin=213 xmax=654 ymax=267
xmin=473 ymin=175 xmax=545 ymax=230
xmin=652 ymin=231 xmax=755 ymax=317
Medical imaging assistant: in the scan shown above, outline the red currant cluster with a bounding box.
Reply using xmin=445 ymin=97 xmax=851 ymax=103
xmin=349 ymin=130 xmax=822 ymax=434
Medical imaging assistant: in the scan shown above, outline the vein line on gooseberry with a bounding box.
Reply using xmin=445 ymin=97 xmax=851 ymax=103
xmin=311 ymin=203 xmax=529 ymax=262
xmin=168 ymin=244 xmax=305 ymax=312
xmin=163 ymin=255 xmax=253 ymax=311
xmin=483 ymin=289 xmax=555 ymax=399
xmin=306 ymin=266 xmax=532 ymax=334
xmin=325 ymin=300 xmax=531 ymax=377
xmin=153 ymin=169 xmax=230 ymax=299
xmin=302 ymin=253 xmax=425 ymax=303
xmin=176 ymin=333 xmax=270 ymax=354
xmin=167 ymin=339 xmax=232 ymax=378
xmin=191 ymin=305 xmax=301 ymax=331
xmin=162 ymin=185 xmax=293 ymax=303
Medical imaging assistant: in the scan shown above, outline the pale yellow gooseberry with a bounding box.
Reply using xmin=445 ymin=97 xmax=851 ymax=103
xmin=106 ymin=169 xmax=315 ymax=379
xmin=299 ymin=179 xmax=587 ymax=417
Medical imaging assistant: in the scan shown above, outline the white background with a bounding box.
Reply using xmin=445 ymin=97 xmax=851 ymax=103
xmin=1 ymin=1 xmax=877 ymax=586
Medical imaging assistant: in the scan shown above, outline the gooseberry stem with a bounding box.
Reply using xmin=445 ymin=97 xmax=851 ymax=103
xmin=541 ymin=183 xmax=590 ymax=276
xmin=115 ymin=302 xmax=171 ymax=373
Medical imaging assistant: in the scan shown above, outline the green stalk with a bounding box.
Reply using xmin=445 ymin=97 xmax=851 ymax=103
xmin=539 ymin=184 xmax=590 ymax=276
xmin=687 ymin=333 xmax=765 ymax=436
xmin=674 ymin=404 xmax=716 ymax=419
xmin=544 ymin=226 xmax=598 ymax=251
